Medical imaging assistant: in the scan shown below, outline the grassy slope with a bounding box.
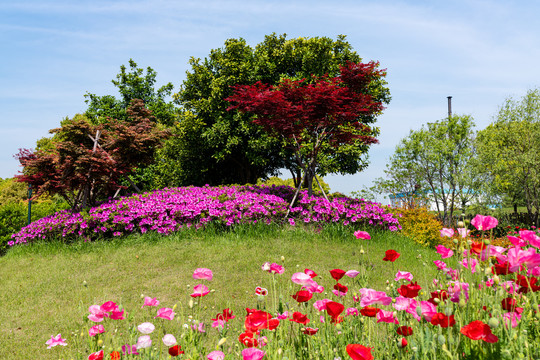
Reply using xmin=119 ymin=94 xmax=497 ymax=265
xmin=0 ymin=224 xmax=446 ymax=359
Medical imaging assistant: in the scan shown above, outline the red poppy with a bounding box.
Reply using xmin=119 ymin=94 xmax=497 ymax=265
xmin=238 ymin=332 xmax=258 ymax=347
xmin=330 ymin=269 xmax=346 ymax=281
xmin=326 ymin=301 xmax=345 ymax=323
xmin=470 ymin=241 xmax=487 ymax=255
xmin=428 ymin=290 xmax=449 ymax=305
xmin=460 ymin=320 xmax=498 ymax=343
xmin=398 ymin=338 xmax=408 ymax=348
xmin=305 ymin=268 xmax=318 ymax=278
xmin=360 ymin=306 xmax=380 ymax=317
xmin=292 ymin=290 xmax=313 ymax=303
xmin=396 ymin=326 xmax=413 ymax=336
xmin=383 ymin=249 xmax=400 ymax=262
xmin=346 ymin=344 xmax=374 ymax=360
xmin=168 ymin=345 xmax=184 ymax=357
xmin=88 ymin=351 xmax=104 ymax=360
xmin=516 ymin=274 xmax=540 ymax=292
xmin=245 ymin=310 xmax=279 ymax=332
xmin=212 ymin=308 xmax=235 ymax=322
xmin=110 ymin=351 xmax=121 ymax=360
xmin=302 ymin=327 xmax=319 ymax=335
xmin=501 ymin=297 xmax=517 ymax=312
xmin=430 ymin=313 xmax=456 ymax=328
xmin=397 ymin=282 xmax=422 ymax=298
xmin=289 ymin=311 xmax=310 ymax=325
xmin=334 ymin=283 xmax=348 ymax=294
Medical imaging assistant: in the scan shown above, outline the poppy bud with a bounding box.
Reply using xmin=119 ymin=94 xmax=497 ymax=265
xmin=218 ymin=338 xmax=227 ymax=346
xmin=488 ymin=317 xmax=499 ymax=328
xmin=453 ymin=239 xmax=459 ymax=244
xmin=281 ymin=256 xmax=285 ymax=261
xmin=458 ymin=299 xmax=466 ymax=307
xmin=437 ymin=334 xmax=446 ymax=345
xmin=457 ymin=221 xmax=464 ymax=227
xmin=484 ymin=239 xmax=491 ymax=245
xmin=444 ymin=307 xmax=453 ymax=316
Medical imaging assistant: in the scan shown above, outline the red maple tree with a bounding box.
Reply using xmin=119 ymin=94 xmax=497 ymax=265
xmin=227 ymin=61 xmax=386 ymax=199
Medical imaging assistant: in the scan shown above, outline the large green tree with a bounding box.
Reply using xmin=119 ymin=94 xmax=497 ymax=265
xmin=374 ymin=115 xmax=481 ymax=224
xmin=476 ymin=89 xmax=540 ymax=225
xmin=159 ymin=33 xmax=390 ymax=187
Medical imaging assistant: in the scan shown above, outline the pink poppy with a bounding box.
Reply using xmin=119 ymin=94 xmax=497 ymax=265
xmin=433 ymin=260 xmax=447 ymax=270
xmin=241 ymin=347 xmax=265 ymax=360
xmin=109 ymin=309 xmax=125 ymax=320
xmin=304 ymin=268 xmax=317 ymax=278
xmin=191 ymin=284 xmax=210 ymax=297
xmin=136 ymin=335 xmax=152 ymax=349
xmin=354 ymin=230 xmax=371 ymax=240
xmin=376 ymin=309 xmax=399 ymax=324
xmin=471 ymin=214 xmax=498 ymax=231
xmin=457 ymin=227 xmax=470 ymax=238
xmin=155 ymin=307 xmax=175 ymax=320
xmin=291 ymin=272 xmax=315 ymax=286
xmin=162 ymin=334 xmax=177 ymax=346
xmin=440 ymin=228 xmax=454 ymax=237
xmin=345 ymin=269 xmax=360 ymax=278
xmin=519 ymin=230 xmax=540 ymax=248
xmin=142 ymin=296 xmax=160 ymax=308
xmin=394 ymin=271 xmax=413 ymax=282
xmin=359 ymin=288 xmax=392 ymax=307
xmin=137 ymin=322 xmax=155 ymax=334
xmin=45 ymin=333 xmax=67 ymax=349
xmin=460 ymin=258 xmax=478 ymax=273
xmin=346 ymin=307 xmax=359 ymax=316
xmin=262 ymin=262 xmax=284 ymax=274
xmin=88 ymin=325 xmax=105 ymax=337
xmin=100 ymin=301 xmax=118 ymax=312
xmin=393 ymin=296 xmax=413 ymax=311
xmin=276 ymin=311 xmax=289 ymax=319
xmin=508 ymin=235 xmax=527 ymax=247
xmin=193 ymin=268 xmax=213 ymax=281
xmin=502 ymin=312 xmax=522 ymax=328
xmin=208 ymin=351 xmax=225 ymax=360
xmin=313 ymin=299 xmax=332 ymax=311
xmin=436 ymin=245 xmax=454 ymax=259
xmin=302 ymin=281 xmax=324 ymax=293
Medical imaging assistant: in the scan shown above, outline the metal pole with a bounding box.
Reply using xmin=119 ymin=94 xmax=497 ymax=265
xmin=447 ymin=96 xmax=452 ymax=119
xmin=27 ymin=184 xmax=32 ymax=225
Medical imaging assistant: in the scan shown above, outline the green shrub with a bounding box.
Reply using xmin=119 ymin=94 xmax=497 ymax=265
xmin=397 ymin=207 xmax=443 ymax=247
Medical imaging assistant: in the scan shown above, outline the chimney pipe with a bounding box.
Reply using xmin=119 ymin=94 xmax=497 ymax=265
xmin=447 ymin=96 xmax=452 ymax=119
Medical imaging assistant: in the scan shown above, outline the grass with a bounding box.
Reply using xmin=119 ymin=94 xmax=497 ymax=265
xmin=1 ymin=223 xmax=446 ymax=359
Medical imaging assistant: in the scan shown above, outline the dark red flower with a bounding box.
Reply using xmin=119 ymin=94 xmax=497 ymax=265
xmin=238 ymin=332 xmax=258 ymax=347
xmin=383 ymin=249 xmax=400 ymax=262
xmin=501 ymin=297 xmax=517 ymax=312
xmin=492 ymin=260 xmax=513 ymax=275
xmin=302 ymin=327 xmax=319 ymax=335
xmin=289 ymin=311 xmax=310 ymax=325
xmin=397 ymin=282 xmax=422 ymax=298
xmin=346 ymin=344 xmax=374 ymax=360
xmin=360 ymin=306 xmax=380 ymax=317
xmin=212 ymin=308 xmax=235 ymax=322
xmin=334 ymin=283 xmax=348 ymax=294
xmin=460 ymin=320 xmax=498 ymax=343
xmin=430 ymin=313 xmax=455 ymax=328
xmin=110 ymin=351 xmax=121 ymax=360
xmin=396 ymin=326 xmax=413 ymax=336
xmin=428 ymin=290 xmax=449 ymax=305
xmin=292 ymin=290 xmax=313 ymax=303
xmin=168 ymin=345 xmax=184 ymax=356
xmin=330 ymin=269 xmax=346 ymax=281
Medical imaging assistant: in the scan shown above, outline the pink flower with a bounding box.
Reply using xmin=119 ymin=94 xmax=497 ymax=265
xmin=191 ymin=284 xmax=210 ymax=297
xmin=155 ymin=307 xmax=175 ymax=320
xmin=394 ymin=271 xmax=413 ymax=282
xmin=313 ymin=299 xmax=332 ymax=311
xmin=345 ymin=270 xmax=360 ymax=278
xmin=304 ymin=268 xmax=317 ymax=278
xmin=433 ymin=260 xmax=447 ymax=270
xmin=508 ymin=235 xmax=527 ymax=247
xmin=461 ymin=258 xmax=478 ymax=273
xmin=193 ymin=268 xmax=213 ymax=281
xmin=354 ymin=230 xmax=371 ymax=240
xmin=502 ymin=312 xmax=521 ymax=328
xmin=109 ymin=309 xmax=125 ymax=320
xmin=191 ymin=322 xmax=206 ymax=333
xmin=208 ymin=351 xmax=225 ymax=360
xmin=137 ymin=322 xmax=155 ymax=334
xmin=302 ymin=280 xmax=324 ymax=293
xmin=393 ymin=296 xmax=413 ymax=311
xmin=142 ymin=296 xmax=160 ymax=308
xmin=436 ymin=245 xmax=454 ymax=259
xmin=359 ymin=288 xmax=392 ymax=307
xmin=291 ymin=272 xmax=315 ymax=286
xmin=88 ymin=325 xmax=105 ymax=337
xmin=440 ymin=228 xmax=454 ymax=237
xmin=162 ymin=334 xmax=177 ymax=346
xmin=241 ymin=347 xmax=266 ymax=360
xmin=211 ymin=319 xmax=226 ymax=329
xmin=276 ymin=311 xmax=289 ymax=319
xmin=46 ymin=333 xmax=67 ymax=349
xmin=262 ymin=262 xmax=284 ymax=274
xmin=332 ymin=289 xmax=347 ymax=297
xmin=122 ymin=344 xmax=139 ymax=355
xmin=471 ymin=214 xmax=498 ymax=231
xmin=376 ymin=309 xmax=399 ymax=324
xmin=346 ymin=307 xmax=359 ymax=316
xmin=88 ymin=350 xmax=104 ymax=360
xmin=519 ymin=230 xmax=540 ymax=248
xmin=88 ymin=305 xmax=107 ymax=322
xmin=100 ymin=301 xmax=118 ymax=312
xmin=136 ymin=335 xmax=152 ymax=349
xmin=457 ymin=227 xmax=470 ymax=238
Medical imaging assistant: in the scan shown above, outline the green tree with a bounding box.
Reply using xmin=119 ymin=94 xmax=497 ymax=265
xmin=161 ymin=33 xmax=389 ymax=187
xmin=374 ymin=115 xmax=480 ymax=224
xmin=476 ymin=89 xmax=540 ymax=225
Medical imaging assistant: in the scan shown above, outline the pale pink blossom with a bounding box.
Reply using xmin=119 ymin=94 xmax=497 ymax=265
xmin=359 ymin=288 xmax=392 ymax=307
xmin=193 ymin=268 xmax=213 ymax=281
xmin=46 ymin=333 xmax=67 ymax=349
xmin=502 ymin=312 xmax=521 ymax=328
xmin=457 ymin=227 xmax=470 ymax=238
xmin=191 ymin=322 xmax=206 ymax=333
xmin=88 ymin=305 xmax=107 ymax=322
xmin=393 ymin=296 xmax=413 ymax=311
xmin=471 ymin=214 xmax=498 ymax=231
xmin=291 ymin=272 xmax=315 ymax=286
xmin=519 ymin=230 xmax=540 ymax=248
xmin=440 ymin=228 xmax=454 ymax=237
xmin=436 ymin=245 xmax=454 ymax=259
xmin=460 ymin=258 xmax=478 ymax=273
xmin=155 ymin=307 xmax=175 ymax=320
xmin=394 ymin=271 xmax=413 ymax=282
xmin=88 ymin=325 xmax=105 ymax=337
xmin=354 ymin=230 xmax=371 ymax=240
xmin=241 ymin=347 xmax=266 ymax=360
xmin=142 ymin=296 xmax=160 ymax=308
xmin=191 ymin=284 xmax=210 ymax=297
xmin=302 ymin=281 xmax=324 ymax=293
xmin=137 ymin=322 xmax=155 ymax=334
xmin=448 ymin=281 xmax=469 ymax=302
xmin=346 ymin=307 xmax=359 ymax=316
xmin=162 ymin=334 xmax=177 ymax=346
xmin=433 ymin=260 xmax=447 ymax=271
xmin=136 ymin=335 xmax=152 ymax=349
xmin=313 ymin=299 xmax=332 ymax=311
xmin=345 ymin=269 xmax=360 ymax=278
xmin=208 ymin=350 xmax=225 ymax=360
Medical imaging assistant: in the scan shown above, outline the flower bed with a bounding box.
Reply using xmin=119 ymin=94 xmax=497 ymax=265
xmin=9 ymin=185 xmax=400 ymax=246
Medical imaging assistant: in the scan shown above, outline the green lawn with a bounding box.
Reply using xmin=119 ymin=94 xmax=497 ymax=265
xmin=1 ymin=224 xmax=445 ymax=359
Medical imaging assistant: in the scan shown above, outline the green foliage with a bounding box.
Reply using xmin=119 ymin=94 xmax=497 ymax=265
xmin=0 ymin=177 xmax=28 ymax=205
xmin=397 ymin=207 xmax=444 ymax=247
xmin=257 ymin=176 xmax=331 ymax=195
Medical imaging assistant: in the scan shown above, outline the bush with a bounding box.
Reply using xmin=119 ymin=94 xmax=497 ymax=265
xmin=396 ymin=207 xmax=443 ymax=247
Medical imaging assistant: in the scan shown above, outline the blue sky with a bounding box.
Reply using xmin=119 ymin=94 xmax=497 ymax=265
xmin=2 ymin=0 xmax=539 ymax=201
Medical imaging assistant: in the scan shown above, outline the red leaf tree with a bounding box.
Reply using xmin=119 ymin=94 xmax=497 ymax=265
xmin=227 ymin=61 xmax=387 ymax=200
xmin=15 ymin=99 xmax=170 ymax=210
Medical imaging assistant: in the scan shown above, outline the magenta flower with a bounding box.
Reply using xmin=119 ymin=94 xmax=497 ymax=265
xmin=88 ymin=324 xmax=105 ymax=337
xmin=302 ymin=281 xmax=324 ymax=293
xmin=100 ymin=301 xmax=118 ymax=312
xmin=142 ymin=296 xmax=160 ymax=308
xmin=433 ymin=260 xmax=447 ymax=270
xmin=109 ymin=309 xmax=125 ymax=320
xmin=471 ymin=214 xmax=498 ymax=231
xmin=359 ymin=288 xmax=392 ymax=307
xmin=193 ymin=268 xmax=213 ymax=281
xmin=354 ymin=230 xmax=371 ymax=240
xmin=376 ymin=309 xmax=399 ymax=324
xmin=162 ymin=334 xmax=177 ymax=346
xmin=136 ymin=335 xmax=152 ymax=349
xmin=313 ymin=299 xmax=332 ymax=311
xmin=394 ymin=271 xmax=413 ymax=282
xmin=346 ymin=307 xmax=359 ymax=316
xmin=393 ymin=296 xmax=413 ymax=311
xmin=191 ymin=322 xmax=206 ymax=333
xmin=137 ymin=322 xmax=155 ymax=334
xmin=122 ymin=344 xmax=139 ymax=355
xmin=155 ymin=307 xmax=175 ymax=320
xmin=241 ymin=347 xmax=266 ymax=360
xmin=440 ymin=228 xmax=454 ymax=237
xmin=276 ymin=311 xmax=289 ymax=319
xmin=88 ymin=305 xmax=107 ymax=322
xmin=519 ymin=230 xmax=540 ymax=248
xmin=345 ymin=269 xmax=360 ymax=278
xmin=436 ymin=245 xmax=454 ymax=259
xmin=191 ymin=284 xmax=210 ymax=298
xmin=262 ymin=262 xmax=284 ymax=274
xmin=457 ymin=227 xmax=470 ymax=238
xmin=208 ymin=351 xmax=225 ymax=360
xmin=45 ymin=333 xmax=67 ymax=349
xmin=508 ymin=235 xmax=527 ymax=247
